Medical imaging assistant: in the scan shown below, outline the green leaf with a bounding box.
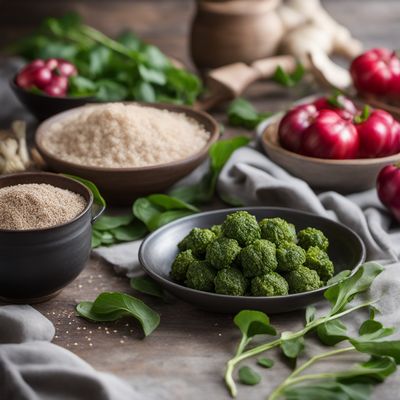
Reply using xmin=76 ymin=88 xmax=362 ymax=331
xmin=133 ymin=81 xmax=156 ymax=102
xmin=91 ymin=230 xmax=103 ymax=248
xmin=68 ymin=75 xmax=97 ymax=97
xmin=111 ymin=222 xmax=147 ymax=241
xmin=317 ymin=319 xmax=348 ymax=346
xmin=284 ymin=382 xmax=372 ymax=400
xmin=238 ymin=366 xmax=261 ymax=386
xmin=324 ymin=263 xmax=384 ymax=315
xmin=209 ymin=136 xmax=250 ymax=173
xmin=273 ymin=63 xmax=304 ymax=88
xmin=305 ymin=305 xmax=316 ymax=325
xmin=93 ymin=214 xmax=134 ymax=231
xmin=116 ymin=31 xmax=141 ymax=51
xmin=99 ymin=230 xmax=115 ymax=245
xmin=76 ymin=292 xmax=160 ymax=336
xmin=147 ymin=209 xmax=196 ymax=231
xmin=281 ymin=332 xmax=305 ymax=359
xmin=234 ymin=310 xmax=276 ymax=339
xmin=147 ymin=194 xmax=199 ymax=212
xmin=133 ymin=198 xmax=163 ymax=227
xmin=337 ymin=356 xmax=397 ymax=383
xmin=257 ymin=357 xmax=274 ymax=368
xmin=227 ymin=98 xmax=271 ymax=130
xmin=144 ymin=45 xmax=170 ymax=69
xmin=96 ymin=79 xmax=128 ymax=101
xmin=63 ymin=174 xmax=106 ymax=209
xmin=327 ymin=270 xmax=352 ymax=286
xmin=89 ymin=46 xmax=111 ymax=77
xmin=165 ymin=67 xmax=202 ymax=105
xmin=358 ymin=320 xmax=394 ymax=340
xmin=138 ymin=64 xmax=166 ymax=85
xmin=130 ymin=276 xmax=165 ymax=299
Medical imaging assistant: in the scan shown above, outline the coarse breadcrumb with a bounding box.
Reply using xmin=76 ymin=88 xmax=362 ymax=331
xmin=0 ymin=183 xmax=86 ymax=230
xmin=42 ymin=103 xmax=211 ymax=168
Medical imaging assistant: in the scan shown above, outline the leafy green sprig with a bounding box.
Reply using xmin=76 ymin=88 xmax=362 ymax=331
xmin=225 ymin=263 xmax=384 ymax=397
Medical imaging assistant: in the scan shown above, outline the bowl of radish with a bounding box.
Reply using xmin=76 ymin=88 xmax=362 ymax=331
xmin=10 ymin=58 xmax=95 ymax=121
xmin=261 ymin=93 xmax=400 ymax=193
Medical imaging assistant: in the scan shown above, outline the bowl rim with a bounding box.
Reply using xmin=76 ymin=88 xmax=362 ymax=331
xmin=35 ymin=102 xmax=220 ymax=172
xmin=262 ymin=113 xmax=400 ymax=166
xmin=10 ymin=77 xmax=96 ymax=101
xmin=0 ymin=172 xmax=94 ymax=234
xmin=139 ymin=206 xmax=366 ymax=301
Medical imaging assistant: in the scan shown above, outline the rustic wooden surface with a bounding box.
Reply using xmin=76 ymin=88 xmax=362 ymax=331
xmin=1 ymin=0 xmax=399 ymax=398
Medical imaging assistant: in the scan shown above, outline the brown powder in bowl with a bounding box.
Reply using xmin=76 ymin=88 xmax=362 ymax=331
xmin=0 ymin=183 xmax=87 ymax=230
xmin=41 ymin=103 xmax=211 ymax=168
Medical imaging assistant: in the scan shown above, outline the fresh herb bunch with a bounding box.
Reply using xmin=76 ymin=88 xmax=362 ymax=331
xmin=224 ymin=262 xmax=400 ymax=399
xmin=12 ymin=13 xmax=202 ymax=104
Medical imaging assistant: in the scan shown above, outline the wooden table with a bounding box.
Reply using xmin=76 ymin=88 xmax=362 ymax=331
xmin=3 ymin=0 xmax=398 ymax=398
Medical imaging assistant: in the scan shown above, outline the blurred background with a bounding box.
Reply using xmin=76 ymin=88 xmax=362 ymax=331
xmin=0 ymin=0 xmax=398 ymax=68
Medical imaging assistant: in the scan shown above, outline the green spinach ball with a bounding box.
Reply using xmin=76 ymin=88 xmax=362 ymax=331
xmin=170 ymin=249 xmax=197 ymax=282
xmin=222 ymin=211 xmax=261 ymax=246
xmin=251 ymin=272 xmax=289 ymax=296
xmin=240 ymin=239 xmax=277 ymax=278
xmin=276 ymin=242 xmax=306 ymax=272
xmin=305 ymin=246 xmax=334 ymax=282
xmin=297 ymin=227 xmax=329 ymax=251
xmin=178 ymin=228 xmax=216 ymax=257
xmin=285 ymin=266 xmax=323 ymax=294
xmin=210 ymin=224 xmax=223 ymax=238
xmin=206 ymin=237 xmax=241 ymax=270
xmin=185 ymin=260 xmax=216 ymax=292
xmin=259 ymin=217 xmax=297 ymax=246
xmin=214 ymin=268 xmax=247 ymax=296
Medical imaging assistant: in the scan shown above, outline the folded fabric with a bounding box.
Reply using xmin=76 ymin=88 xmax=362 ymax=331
xmin=0 ymin=306 xmax=144 ymax=400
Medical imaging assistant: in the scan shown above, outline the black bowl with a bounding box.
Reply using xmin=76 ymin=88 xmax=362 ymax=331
xmin=10 ymin=78 xmax=97 ymax=121
xmin=0 ymin=172 xmax=104 ymax=303
xmin=139 ymin=207 xmax=366 ymax=314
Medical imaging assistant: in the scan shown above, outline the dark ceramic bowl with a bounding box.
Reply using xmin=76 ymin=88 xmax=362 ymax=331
xmin=35 ymin=103 xmax=219 ymax=205
xmin=139 ymin=207 xmax=366 ymax=314
xmin=0 ymin=172 xmax=104 ymax=303
xmin=10 ymin=79 xmax=96 ymax=121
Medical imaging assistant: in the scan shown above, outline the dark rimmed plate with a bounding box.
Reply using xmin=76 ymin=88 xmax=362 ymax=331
xmin=139 ymin=207 xmax=366 ymax=314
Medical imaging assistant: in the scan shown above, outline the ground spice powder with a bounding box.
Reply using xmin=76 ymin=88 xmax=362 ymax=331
xmin=0 ymin=183 xmax=86 ymax=230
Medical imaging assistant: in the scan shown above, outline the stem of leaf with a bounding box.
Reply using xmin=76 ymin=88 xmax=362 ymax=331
xmin=224 ymin=300 xmax=373 ymax=398
xmin=267 ymin=346 xmax=355 ymax=400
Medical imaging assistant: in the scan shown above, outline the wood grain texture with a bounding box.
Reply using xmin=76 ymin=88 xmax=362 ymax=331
xmin=1 ymin=0 xmax=399 ymax=398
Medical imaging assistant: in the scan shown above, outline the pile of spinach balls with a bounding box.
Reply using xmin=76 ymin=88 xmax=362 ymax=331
xmin=170 ymin=211 xmax=334 ymax=296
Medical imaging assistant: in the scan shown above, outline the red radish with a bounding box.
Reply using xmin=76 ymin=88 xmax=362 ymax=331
xmin=45 ymin=58 xmax=59 ymax=71
xmin=377 ymin=163 xmax=400 ymax=222
xmin=16 ymin=58 xmax=78 ymax=97
xmin=278 ymin=104 xmax=318 ymax=152
xmin=313 ymin=94 xmax=357 ymax=120
xmin=350 ymin=48 xmax=400 ymax=101
xmin=301 ymin=110 xmax=359 ymax=159
xmin=56 ymin=59 xmax=77 ymax=77
xmin=355 ymin=107 xmax=398 ymax=158
xmin=43 ymin=84 xmax=66 ymax=97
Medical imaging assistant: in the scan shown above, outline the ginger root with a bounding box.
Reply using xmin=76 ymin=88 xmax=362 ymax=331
xmin=276 ymin=0 xmax=362 ymax=89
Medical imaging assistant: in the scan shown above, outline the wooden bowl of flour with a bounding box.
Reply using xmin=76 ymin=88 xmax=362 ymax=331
xmin=35 ymin=103 xmax=219 ymax=205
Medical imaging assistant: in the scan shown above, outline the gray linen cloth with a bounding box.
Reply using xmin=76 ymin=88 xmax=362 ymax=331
xmin=0 ymin=306 xmax=142 ymax=400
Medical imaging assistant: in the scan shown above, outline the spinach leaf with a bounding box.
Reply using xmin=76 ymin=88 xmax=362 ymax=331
xmin=257 ymin=358 xmax=274 ymax=368
xmin=324 ymin=262 xmax=383 ymax=315
xmin=273 ymin=63 xmax=304 ymax=88
xmin=238 ymin=366 xmax=261 ymax=386
xmin=76 ymin=292 xmax=160 ymax=336
xmin=111 ymin=222 xmax=147 ymax=242
xmin=93 ymin=214 xmax=134 ymax=231
xmin=305 ymin=305 xmax=316 ymax=325
xmin=169 ymin=136 xmax=250 ymax=204
xmin=133 ymin=195 xmax=198 ymax=231
xmin=317 ymin=319 xmax=348 ymax=346
xmin=234 ymin=310 xmax=277 ymax=340
xmin=130 ymin=276 xmax=166 ymax=300
xmin=227 ymin=98 xmax=272 ymax=130
xmin=280 ymin=332 xmax=305 ymax=359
